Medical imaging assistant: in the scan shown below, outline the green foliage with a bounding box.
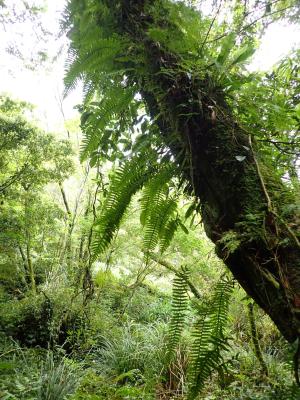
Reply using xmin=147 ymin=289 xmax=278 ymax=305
xmin=0 ymin=347 xmax=42 ymax=399
xmin=0 ymin=95 xmax=74 ymax=185
xmin=38 ymin=351 xmax=81 ymax=400
xmin=63 ymin=0 xmax=130 ymax=100
xmin=218 ymin=230 xmax=241 ymax=256
xmin=167 ymin=267 xmax=190 ymax=358
xmin=63 ymin=0 xmax=297 ymax=287
xmin=65 ymin=37 xmax=125 ymax=98
xmin=91 ymin=150 xmax=186 ymax=262
xmin=1 ymin=2 xmax=300 ymax=400
xmin=0 ymin=286 xmax=95 ymax=352
xmin=92 ymin=153 xmax=156 ymax=259
xmin=71 ymin=369 xmax=154 ymax=400
xmin=0 ymin=96 xmax=74 ymax=294
xmin=70 ymin=370 xmax=106 ymax=400
xmin=0 ymin=347 xmax=80 ymax=400
xmin=232 ymin=49 xmax=300 ymax=181
xmin=92 ymin=321 xmax=167 ymax=379
xmin=0 ymin=294 xmax=53 ymax=347
xmin=79 ymin=85 xmax=137 ymax=162
xmin=140 ymin=165 xmax=189 ymax=259
xmin=188 ymin=276 xmax=234 ymax=399
xmin=165 ymin=271 xmax=234 ymax=398
xmin=147 ymin=0 xmax=210 ymax=57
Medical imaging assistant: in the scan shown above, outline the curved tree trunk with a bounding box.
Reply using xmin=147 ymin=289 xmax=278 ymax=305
xmin=101 ymin=0 xmax=300 ymax=342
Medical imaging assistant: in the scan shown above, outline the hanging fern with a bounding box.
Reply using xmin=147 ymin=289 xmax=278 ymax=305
xmin=92 ymin=152 xmax=156 ymax=259
xmin=188 ymin=275 xmax=234 ymax=399
xmin=143 ymin=194 xmax=178 ymax=258
xmin=91 ymin=155 xmax=183 ymax=261
xmin=64 ymin=35 xmax=125 ymax=95
xmin=167 ymin=266 xmax=190 ymax=360
xmin=140 ymin=166 xmax=174 ymax=226
xmin=139 ymin=165 xmax=188 ymax=260
xmin=63 ymin=0 xmax=127 ymax=98
xmin=79 ymin=85 xmax=136 ymax=161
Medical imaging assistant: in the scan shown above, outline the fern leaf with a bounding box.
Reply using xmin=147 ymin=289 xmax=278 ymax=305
xmin=140 ymin=166 xmax=173 ymax=226
xmin=143 ymin=195 xmax=178 ymax=261
xmin=80 ymin=85 xmax=135 ymax=161
xmin=188 ymin=276 xmax=234 ymax=399
xmin=139 ymin=165 xmax=182 ymax=259
xmin=64 ymin=36 xmax=124 ymax=97
xmin=167 ymin=267 xmax=190 ymax=359
xmin=92 ymin=152 xmax=155 ymax=260
xmin=159 ymin=216 xmax=180 ymax=254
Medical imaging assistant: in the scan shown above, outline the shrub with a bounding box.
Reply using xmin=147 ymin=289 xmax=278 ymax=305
xmin=0 ymin=294 xmax=53 ymax=347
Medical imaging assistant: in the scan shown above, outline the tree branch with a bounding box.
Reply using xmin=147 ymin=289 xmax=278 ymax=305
xmin=145 ymin=251 xmax=201 ymax=300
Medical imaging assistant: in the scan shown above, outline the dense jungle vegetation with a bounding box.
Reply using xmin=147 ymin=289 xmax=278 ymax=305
xmin=0 ymin=0 xmax=300 ymax=399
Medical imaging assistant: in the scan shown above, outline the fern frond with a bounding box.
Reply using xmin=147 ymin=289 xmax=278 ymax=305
xmin=143 ymin=195 xmax=178 ymax=257
xmin=64 ymin=26 xmax=125 ymax=96
xmin=92 ymin=152 xmax=156 ymax=260
xmin=159 ymin=216 xmax=180 ymax=254
xmin=80 ymin=85 xmax=135 ymax=161
xmin=140 ymin=166 xmax=174 ymax=226
xmin=139 ymin=165 xmax=181 ymax=259
xmin=63 ymin=0 xmax=131 ymax=103
xmin=188 ymin=276 xmax=234 ymax=399
xmin=167 ymin=267 xmax=190 ymax=359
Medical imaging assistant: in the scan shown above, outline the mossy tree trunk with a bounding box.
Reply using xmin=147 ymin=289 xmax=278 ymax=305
xmin=98 ymin=0 xmax=300 ymax=342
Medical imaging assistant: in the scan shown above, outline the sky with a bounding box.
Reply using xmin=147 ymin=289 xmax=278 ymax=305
xmin=0 ymin=0 xmax=299 ymax=132
xmin=0 ymin=0 xmax=81 ymax=132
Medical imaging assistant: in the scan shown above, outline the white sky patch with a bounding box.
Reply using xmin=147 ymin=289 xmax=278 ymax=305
xmin=0 ymin=0 xmax=299 ymax=132
xmin=0 ymin=0 xmax=81 ymax=132
xmin=250 ymin=22 xmax=300 ymax=71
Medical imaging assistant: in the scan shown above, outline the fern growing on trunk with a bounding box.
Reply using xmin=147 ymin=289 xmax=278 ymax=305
xmin=91 ymin=153 xmax=186 ymax=260
xmin=92 ymin=152 xmax=155 ymax=258
xmin=64 ymin=0 xmax=300 ymax=344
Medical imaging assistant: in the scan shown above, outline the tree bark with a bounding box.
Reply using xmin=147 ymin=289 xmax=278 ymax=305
xmin=98 ymin=0 xmax=300 ymax=341
xmin=18 ymin=245 xmax=30 ymax=289
xmin=247 ymin=302 xmax=268 ymax=376
xmin=59 ymin=182 xmax=74 ymax=269
xmin=146 ymin=251 xmax=202 ymax=300
xmin=26 ymin=240 xmax=36 ymax=293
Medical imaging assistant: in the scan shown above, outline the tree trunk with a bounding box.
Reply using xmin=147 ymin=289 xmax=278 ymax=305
xmin=26 ymin=240 xmax=36 ymax=293
xmin=98 ymin=1 xmax=300 ymax=342
xmin=59 ymin=182 xmax=74 ymax=269
xmin=18 ymin=245 xmax=30 ymax=289
xmin=247 ymin=302 xmax=268 ymax=376
xmin=24 ymin=190 xmax=36 ymax=293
